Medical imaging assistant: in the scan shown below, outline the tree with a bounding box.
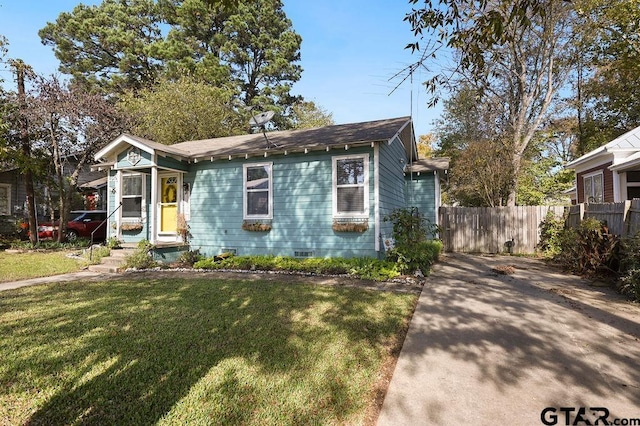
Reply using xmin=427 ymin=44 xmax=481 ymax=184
xmin=39 ymin=0 xmax=163 ymax=94
xmin=572 ymin=0 xmax=640 ymax=151
xmin=405 ymin=0 xmax=574 ymax=205
xmin=28 ymin=77 xmax=129 ymax=241
xmin=288 ymin=100 xmax=334 ymax=130
xmin=40 ymin=0 xmax=303 ymax=127
xmin=220 ymin=0 xmax=302 ymax=127
xmin=119 ymin=77 xmax=246 ymax=144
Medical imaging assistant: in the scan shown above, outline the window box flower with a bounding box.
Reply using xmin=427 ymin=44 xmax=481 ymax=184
xmin=121 ymin=222 xmax=143 ymax=232
xmin=242 ymin=220 xmax=272 ymax=232
xmin=332 ymin=219 xmax=369 ymax=233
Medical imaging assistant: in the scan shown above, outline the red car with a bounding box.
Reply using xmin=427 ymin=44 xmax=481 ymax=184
xmin=37 ymin=210 xmax=107 ymax=241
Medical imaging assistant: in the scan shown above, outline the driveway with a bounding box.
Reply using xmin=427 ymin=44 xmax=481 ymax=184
xmin=378 ymin=253 xmax=640 ymax=425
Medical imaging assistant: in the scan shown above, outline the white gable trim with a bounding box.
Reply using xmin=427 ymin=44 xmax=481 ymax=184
xmin=95 ymin=134 xmax=155 ymax=162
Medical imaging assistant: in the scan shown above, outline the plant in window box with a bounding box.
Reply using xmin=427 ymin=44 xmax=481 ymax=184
xmin=121 ymin=222 xmax=143 ymax=232
xmin=332 ymin=220 xmax=369 ymax=232
xmin=242 ymin=220 xmax=272 ymax=232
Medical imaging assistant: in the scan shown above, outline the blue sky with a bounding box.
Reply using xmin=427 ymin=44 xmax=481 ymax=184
xmin=0 ymin=0 xmax=440 ymax=137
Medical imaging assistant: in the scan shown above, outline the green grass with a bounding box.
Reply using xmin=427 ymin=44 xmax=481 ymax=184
xmin=0 ymin=277 xmax=416 ymax=425
xmin=0 ymin=251 xmax=85 ymax=283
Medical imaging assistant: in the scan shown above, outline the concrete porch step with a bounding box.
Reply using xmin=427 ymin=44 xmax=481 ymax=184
xmin=87 ymin=247 xmax=137 ymax=273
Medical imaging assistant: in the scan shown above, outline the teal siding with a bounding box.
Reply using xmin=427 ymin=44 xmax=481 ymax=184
xmin=158 ymin=155 xmax=189 ymax=171
xmin=116 ymin=148 xmax=153 ymax=169
xmin=406 ymin=173 xmax=438 ymax=224
xmin=188 ymin=147 xmax=377 ymax=258
xmin=378 ymin=137 xmax=410 ymax=245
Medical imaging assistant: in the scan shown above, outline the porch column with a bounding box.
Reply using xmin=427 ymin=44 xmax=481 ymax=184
xmin=613 ymin=169 xmax=621 ymax=202
xmin=150 ymin=165 xmax=157 ymax=244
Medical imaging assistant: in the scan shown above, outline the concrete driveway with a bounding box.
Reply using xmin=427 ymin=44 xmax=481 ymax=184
xmin=378 ymin=253 xmax=640 ymax=425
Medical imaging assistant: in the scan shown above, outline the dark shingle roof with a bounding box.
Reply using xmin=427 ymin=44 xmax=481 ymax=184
xmin=172 ymin=116 xmax=412 ymax=158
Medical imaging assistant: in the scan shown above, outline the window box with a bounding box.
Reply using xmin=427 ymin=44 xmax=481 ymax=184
xmin=332 ymin=219 xmax=369 ymax=233
xmin=242 ymin=220 xmax=272 ymax=232
xmin=121 ymin=222 xmax=143 ymax=232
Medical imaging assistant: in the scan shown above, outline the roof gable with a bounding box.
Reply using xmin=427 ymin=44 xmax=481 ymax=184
xmin=567 ymin=125 xmax=640 ymax=168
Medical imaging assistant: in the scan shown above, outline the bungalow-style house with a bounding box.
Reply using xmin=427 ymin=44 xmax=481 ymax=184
xmin=94 ymin=117 xmax=449 ymax=260
xmin=566 ymin=125 xmax=640 ymax=203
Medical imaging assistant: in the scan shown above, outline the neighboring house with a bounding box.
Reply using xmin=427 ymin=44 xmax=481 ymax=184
xmin=0 ymin=158 xmax=107 ymax=235
xmin=94 ymin=117 xmax=449 ymax=260
xmin=566 ymin=125 xmax=640 ymax=203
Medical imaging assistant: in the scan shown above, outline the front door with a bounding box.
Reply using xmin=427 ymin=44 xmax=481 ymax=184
xmin=159 ymin=174 xmax=179 ymax=237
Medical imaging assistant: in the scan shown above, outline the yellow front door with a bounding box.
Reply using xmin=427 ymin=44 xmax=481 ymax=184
xmin=160 ymin=176 xmax=178 ymax=233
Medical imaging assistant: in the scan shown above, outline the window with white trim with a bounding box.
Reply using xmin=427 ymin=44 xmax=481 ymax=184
xmin=0 ymin=184 xmax=10 ymax=215
xmin=333 ymin=154 xmax=369 ymax=217
xmin=583 ymin=172 xmax=603 ymax=203
xmin=244 ymin=163 xmax=272 ymax=219
xmin=122 ymin=174 xmax=143 ymax=218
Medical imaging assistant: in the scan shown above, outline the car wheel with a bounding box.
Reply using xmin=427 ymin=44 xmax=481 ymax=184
xmin=66 ymin=230 xmax=79 ymax=242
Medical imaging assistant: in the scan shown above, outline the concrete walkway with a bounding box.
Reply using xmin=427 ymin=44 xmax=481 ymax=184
xmin=378 ymin=253 xmax=640 ymax=426
xmin=0 ymin=270 xmax=114 ymax=291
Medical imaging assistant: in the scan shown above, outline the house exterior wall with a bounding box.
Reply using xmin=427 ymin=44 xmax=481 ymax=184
xmin=405 ymin=173 xmax=438 ymax=224
xmin=576 ymin=162 xmax=614 ymax=203
xmin=187 ymin=146 xmax=378 ymax=258
xmin=377 ymin=137 xmax=409 ymax=244
xmin=0 ymin=170 xmax=25 ymax=216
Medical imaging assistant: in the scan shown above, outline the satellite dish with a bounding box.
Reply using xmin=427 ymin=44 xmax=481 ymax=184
xmin=248 ymin=110 xmax=279 ymax=149
xmin=249 ymin=111 xmax=275 ymax=128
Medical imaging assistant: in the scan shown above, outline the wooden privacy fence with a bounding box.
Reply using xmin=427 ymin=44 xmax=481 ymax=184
xmin=439 ymin=205 xmax=565 ymax=254
xmin=566 ymin=200 xmax=640 ymax=238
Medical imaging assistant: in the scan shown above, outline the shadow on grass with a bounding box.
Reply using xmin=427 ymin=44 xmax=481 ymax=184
xmin=0 ymin=278 xmax=414 ymax=425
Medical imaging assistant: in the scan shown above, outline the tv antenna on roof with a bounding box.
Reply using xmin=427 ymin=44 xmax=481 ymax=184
xmin=249 ymin=110 xmax=279 ymax=149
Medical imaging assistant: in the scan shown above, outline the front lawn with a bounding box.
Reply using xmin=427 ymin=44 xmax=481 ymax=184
xmin=0 ymin=277 xmax=416 ymax=425
xmin=0 ymin=251 xmax=85 ymax=283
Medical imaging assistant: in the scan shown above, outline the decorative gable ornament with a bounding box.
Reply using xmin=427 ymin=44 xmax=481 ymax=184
xmin=126 ymin=147 xmax=141 ymax=166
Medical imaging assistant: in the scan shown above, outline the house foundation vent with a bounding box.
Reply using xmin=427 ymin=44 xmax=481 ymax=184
xmin=221 ymin=248 xmax=237 ymax=255
xmin=294 ymin=250 xmax=314 ymax=258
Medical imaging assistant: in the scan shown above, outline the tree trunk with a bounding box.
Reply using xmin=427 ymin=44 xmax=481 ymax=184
xmin=16 ymin=63 xmax=38 ymax=245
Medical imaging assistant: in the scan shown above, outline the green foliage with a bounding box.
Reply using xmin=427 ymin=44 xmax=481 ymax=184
xmin=123 ymin=240 xmax=159 ymax=270
xmin=383 ymin=208 xmax=442 ymax=274
xmin=537 ymin=211 xmax=566 ymax=257
xmin=39 ymin=0 xmax=163 ymax=94
xmin=555 ymin=218 xmax=619 ymax=276
xmin=193 ymin=255 xmax=400 ymax=281
xmin=176 ymin=248 xmax=204 ymax=267
xmin=289 ymin=100 xmax=334 ymax=130
xmin=9 ymin=238 xmax=91 ymax=250
xmin=84 ymin=245 xmax=110 ymax=265
xmin=617 ymin=233 xmax=640 ymax=301
xmin=106 ymin=237 xmax=121 ymax=249
xmin=40 ymin=0 xmax=303 ymax=124
xmin=119 ymin=77 xmax=245 ymax=144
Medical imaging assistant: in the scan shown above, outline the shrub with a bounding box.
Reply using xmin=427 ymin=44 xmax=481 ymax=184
xmin=176 ymin=248 xmax=203 ymax=267
xmin=123 ymin=240 xmax=160 ymax=270
xmin=84 ymin=245 xmax=110 ymax=265
xmin=383 ymin=208 xmax=442 ymax=274
xmin=618 ymin=233 xmax=640 ymax=301
xmin=193 ymin=254 xmax=400 ymax=281
xmin=537 ymin=210 xmax=565 ymax=257
xmin=555 ymin=218 xmax=619 ymax=276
